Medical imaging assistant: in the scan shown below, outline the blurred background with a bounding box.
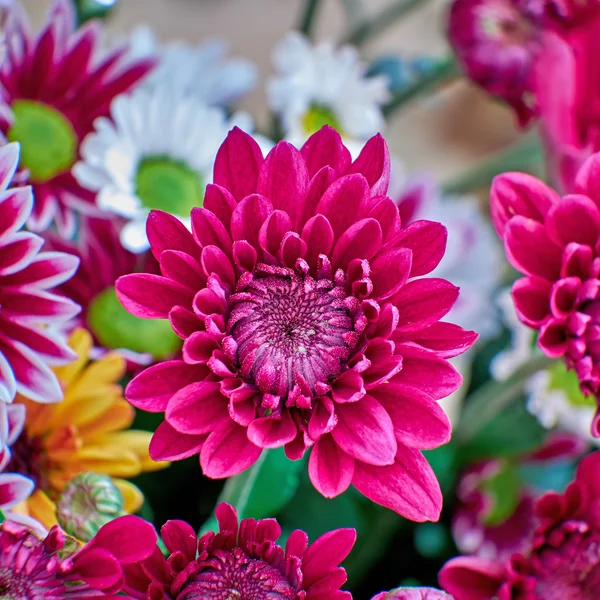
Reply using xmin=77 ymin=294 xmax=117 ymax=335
xmin=23 ymin=0 xmax=523 ymax=184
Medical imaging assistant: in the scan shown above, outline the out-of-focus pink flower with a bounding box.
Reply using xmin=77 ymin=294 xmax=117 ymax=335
xmin=372 ymin=588 xmax=454 ymax=599
xmin=440 ymin=450 xmax=600 ymax=599
xmin=0 ymin=142 xmax=80 ymax=404
xmin=0 ymin=515 xmax=156 ymax=598
xmin=117 ymin=126 xmax=477 ymax=520
xmin=0 ymin=0 xmax=154 ymax=235
xmin=448 ymin=0 xmax=541 ymax=125
xmin=452 ymin=433 xmax=586 ymax=561
xmin=122 ymin=502 xmax=355 ymax=600
xmin=491 ymin=154 xmax=600 ymax=435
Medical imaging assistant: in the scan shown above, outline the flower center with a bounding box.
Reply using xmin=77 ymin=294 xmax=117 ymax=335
xmin=7 ymin=100 xmax=77 ymax=182
xmin=5 ymin=431 xmax=47 ymax=489
xmin=531 ymin=526 xmax=600 ymax=600
xmin=179 ymin=548 xmax=297 ymax=600
xmin=302 ymin=104 xmax=343 ymax=136
xmin=0 ymin=567 xmax=33 ymax=600
xmin=135 ymin=156 xmax=204 ymax=215
xmin=228 ymin=271 xmax=358 ymax=397
xmin=88 ymin=286 xmax=181 ymax=359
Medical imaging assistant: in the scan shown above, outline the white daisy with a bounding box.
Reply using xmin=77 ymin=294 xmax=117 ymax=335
xmin=74 ymin=86 xmax=254 ymax=253
xmin=268 ymin=31 xmax=389 ymax=144
xmin=129 ymin=25 xmax=258 ymax=106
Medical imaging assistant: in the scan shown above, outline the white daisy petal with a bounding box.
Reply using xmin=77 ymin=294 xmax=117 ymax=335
xmin=121 ymin=217 xmax=151 ymax=254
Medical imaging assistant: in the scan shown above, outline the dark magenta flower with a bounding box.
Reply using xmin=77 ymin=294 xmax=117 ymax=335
xmin=122 ymin=502 xmax=355 ymax=600
xmin=440 ymin=450 xmax=600 ymax=599
xmin=116 ymin=126 xmax=477 ymax=520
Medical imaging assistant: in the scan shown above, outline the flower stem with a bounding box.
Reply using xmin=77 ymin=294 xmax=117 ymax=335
xmin=343 ymin=0 xmax=433 ymax=46
xmin=455 ymin=353 xmax=556 ymax=445
xmin=299 ymin=0 xmax=322 ymax=37
xmin=218 ymin=451 xmax=269 ymax=520
xmin=382 ymin=56 xmax=459 ymax=117
xmin=441 ymin=133 xmax=545 ymax=196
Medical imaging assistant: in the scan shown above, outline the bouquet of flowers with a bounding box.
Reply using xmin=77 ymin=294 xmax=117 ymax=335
xmin=0 ymin=0 xmax=598 ymax=598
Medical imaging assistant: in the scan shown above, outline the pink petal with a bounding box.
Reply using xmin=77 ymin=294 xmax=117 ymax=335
xmin=575 ymin=152 xmax=600 ymax=206
xmin=200 ymin=245 xmax=235 ymax=289
xmin=0 ymin=473 xmax=34 ymax=509
xmin=369 ymin=197 xmax=402 ymax=246
xmin=308 ymin=434 xmax=354 ymax=498
xmin=394 ymin=322 xmax=478 ymax=358
xmin=300 ymin=126 xmax=351 ymax=178
xmin=545 ymin=194 xmax=600 ymax=247
xmin=247 ymin=410 xmax=297 ymax=448
xmin=332 ymin=395 xmax=396 ymax=466
xmin=165 ymin=381 xmax=226 ymax=435
xmin=538 ymin=320 xmax=568 ymax=357
xmin=0 ymin=232 xmax=43 ymax=276
xmin=511 ymin=277 xmax=552 ymax=327
xmin=397 ymin=220 xmax=447 ymax=277
xmin=302 ymin=214 xmax=334 ymax=271
xmin=126 ymin=360 xmax=205 ymax=412
xmin=393 ymin=278 xmax=460 ymax=333
xmin=490 ymin=172 xmax=559 ymax=237
xmin=370 ymin=247 xmax=412 ymax=300
xmin=347 ymin=133 xmax=390 ymax=196
xmin=230 ymin=194 xmax=273 ymax=250
xmin=0 ymin=185 xmax=32 ymax=238
xmin=504 ymin=216 xmax=562 ymax=280
xmin=200 ymin=418 xmax=262 ymax=478
xmin=146 ymin=210 xmax=199 ymax=261
xmin=372 ymin=383 xmax=451 ymax=449
xmin=149 ymin=421 xmax=208 ymax=461
xmin=299 ymin=166 xmax=336 ymax=229
xmin=214 ymin=127 xmax=264 ymax=202
xmin=302 ymin=527 xmax=357 ymax=587
xmin=438 ymin=557 xmax=505 ymax=600
xmin=331 ymin=370 xmax=365 ymax=404
xmin=331 ymin=218 xmax=382 ymax=271
xmin=190 ymin=207 xmax=232 ymax=253
xmin=353 ymin=446 xmax=442 ymax=521
xmin=68 ymin=548 xmax=122 ymax=591
xmin=362 ymin=339 xmax=403 ymax=388
xmin=258 ymin=141 xmax=309 ymax=230
xmin=0 ymin=251 xmax=79 ymax=289
xmin=203 ymin=184 xmax=237 ymax=230
xmin=0 ymin=143 xmax=20 ymax=194
xmin=116 ymin=273 xmax=194 ymax=319
xmin=258 ymin=210 xmax=293 ymax=257
xmin=393 ymin=344 xmax=462 ymax=400
xmin=160 ymin=520 xmax=197 ymax=561
xmin=315 ymin=174 xmax=371 ymax=240
xmin=158 ymin=250 xmax=204 ymax=291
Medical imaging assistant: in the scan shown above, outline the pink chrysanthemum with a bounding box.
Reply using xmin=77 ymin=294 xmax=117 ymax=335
xmin=122 ymin=502 xmax=355 ymax=600
xmin=0 ymin=515 xmax=157 ymax=598
xmin=372 ymin=589 xmax=454 ymax=600
xmin=0 ymin=0 xmax=154 ymax=235
xmin=491 ymin=152 xmax=600 ymax=435
xmin=0 ymin=142 xmax=79 ymax=404
xmin=47 ymin=217 xmax=178 ymax=365
xmin=440 ymin=450 xmax=600 ymax=600
xmin=448 ymin=0 xmax=542 ymax=126
xmin=117 ymin=126 xmax=477 ymax=520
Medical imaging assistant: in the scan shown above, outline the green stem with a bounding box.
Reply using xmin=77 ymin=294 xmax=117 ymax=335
xmin=382 ymin=56 xmax=458 ymax=117
xmin=298 ymin=0 xmax=322 ymax=37
xmin=441 ymin=133 xmax=545 ymax=196
xmin=343 ymin=0 xmax=433 ymax=46
xmin=217 ymin=451 xmax=269 ymax=519
xmin=455 ymin=353 xmax=556 ymax=445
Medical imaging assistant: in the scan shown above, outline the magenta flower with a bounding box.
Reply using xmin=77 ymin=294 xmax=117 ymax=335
xmin=491 ymin=153 xmax=600 ymax=435
xmin=372 ymin=589 xmax=454 ymax=599
xmin=0 ymin=515 xmax=157 ymax=598
xmin=0 ymin=142 xmax=79 ymax=404
xmin=0 ymin=0 xmax=154 ymax=235
xmin=117 ymin=126 xmax=477 ymax=520
xmin=448 ymin=0 xmax=541 ymax=126
xmin=440 ymin=450 xmax=600 ymax=600
xmin=122 ymin=502 xmax=355 ymax=600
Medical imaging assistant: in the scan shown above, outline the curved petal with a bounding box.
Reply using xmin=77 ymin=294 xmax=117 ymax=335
xmin=308 ymin=434 xmax=354 ymax=498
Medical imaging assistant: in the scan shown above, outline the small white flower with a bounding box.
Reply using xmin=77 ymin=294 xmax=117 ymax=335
xmin=129 ymin=25 xmax=258 ymax=106
xmin=268 ymin=31 xmax=389 ymax=144
xmin=74 ymin=86 xmax=253 ymax=253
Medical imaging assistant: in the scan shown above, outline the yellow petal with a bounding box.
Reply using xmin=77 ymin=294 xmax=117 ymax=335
xmin=26 ymin=490 xmax=58 ymax=530
xmin=77 ymin=399 xmax=134 ymax=437
xmin=48 ymin=389 xmax=123 ymax=431
xmin=61 ymin=446 xmax=142 ymax=478
xmin=69 ymin=353 xmax=126 ymax=397
xmin=19 ymin=398 xmax=53 ymax=437
xmin=113 ymin=478 xmax=144 ymax=513
xmin=53 ymin=329 xmax=93 ymax=387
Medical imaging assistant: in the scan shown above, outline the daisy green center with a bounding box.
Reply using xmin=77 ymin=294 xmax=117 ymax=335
xmin=302 ymin=104 xmax=343 ymax=136
xmin=7 ymin=100 xmax=77 ymax=182
xmin=135 ymin=156 xmax=204 ymax=216
xmin=88 ymin=286 xmax=181 ymax=360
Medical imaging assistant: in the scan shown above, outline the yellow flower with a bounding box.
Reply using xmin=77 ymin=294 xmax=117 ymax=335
xmin=9 ymin=328 xmax=168 ymax=529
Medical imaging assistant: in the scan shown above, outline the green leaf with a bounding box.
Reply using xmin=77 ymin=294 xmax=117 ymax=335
xmin=0 ymin=509 xmax=5 ymax=524
xmin=480 ymin=463 xmax=521 ymax=527
xmin=208 ymin=448 xmax=305 ymax=526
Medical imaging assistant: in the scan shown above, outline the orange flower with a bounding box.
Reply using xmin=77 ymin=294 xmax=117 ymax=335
xmin=8 ymin=328 xmax=167 ymax=529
